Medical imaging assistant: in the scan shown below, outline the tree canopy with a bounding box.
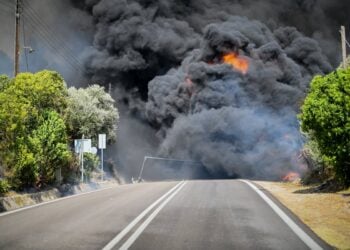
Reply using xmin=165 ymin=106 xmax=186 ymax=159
xmin=299 ymin=68 xmax=350 ymax=185
xmin=0 ymin=71 xmax=71 ymax=188
xmin=0 ymin=71 xmax=120 ymax=191
xmin=66 ymin=85 xmax=119 ymax=144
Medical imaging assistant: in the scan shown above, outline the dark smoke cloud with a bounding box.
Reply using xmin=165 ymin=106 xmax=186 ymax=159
xmin=160 ymin=107 xmax=301 ymax=179
xmin=82 ymin=0 xmax=200 ymax=100
xmin=71 ymin=1 xmax=347 ymax=179
xmin=146 ymin=17 xmax=331 ymax=178
xmin=76 ymin=0 xmax=348 ymax=106
xmin=1 ymin=0 xmax=346 ymax=179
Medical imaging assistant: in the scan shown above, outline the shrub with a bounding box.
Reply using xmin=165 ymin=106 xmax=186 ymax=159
xmin=299 ymin=68 xmax=350 ymax=186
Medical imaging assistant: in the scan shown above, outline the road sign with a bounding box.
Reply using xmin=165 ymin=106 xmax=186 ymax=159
xmin=74 ymin=139 xmax=92 ymax=153
xmin=98 ymin=134 xmax=106 ymax=149
xmin=98 ymin=134 xmax=106 ymax=181
xmin=91 ymin=147 xmax=97 ymax=155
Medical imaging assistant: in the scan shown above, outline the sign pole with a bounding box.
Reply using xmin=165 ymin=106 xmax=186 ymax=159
xmin=98 ymin=134 xmax=106 ymax=182
xmin=81 ymin=134 xmax=84 ymax=183
xmin=101 ymin=148 xmax=104 ymax=181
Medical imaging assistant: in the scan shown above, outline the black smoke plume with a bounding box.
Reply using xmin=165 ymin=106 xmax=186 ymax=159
xmin=72 ymin=0 xmax=346 ymax=179
xmin=145 ymin=17 xmax=331 ymax=178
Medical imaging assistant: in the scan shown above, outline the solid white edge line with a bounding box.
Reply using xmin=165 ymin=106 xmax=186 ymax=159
xmin=0 ymin=185 xmax=117 ymax=217
xmin=120 ymin=181 xmax=187 ymax=250
xmin=102 ymin=180 xmax=185 ymax=250
xmin=240 ymin=180 xmax=323 ymax=250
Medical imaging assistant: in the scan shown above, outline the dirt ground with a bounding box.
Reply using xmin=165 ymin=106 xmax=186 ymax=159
xmin=255 ymin=181 xmax=350 ymax=250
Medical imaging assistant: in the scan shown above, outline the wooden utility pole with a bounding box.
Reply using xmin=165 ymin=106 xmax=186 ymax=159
xmin=340 ymin=26 xmax=347 ymax=69
xmin=14 ymin=0 xmax=20 ymax=77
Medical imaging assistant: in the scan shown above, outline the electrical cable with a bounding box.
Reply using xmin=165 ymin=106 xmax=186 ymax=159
xmin=0 ymin=2 xmax=14 ymax=13
xmin=22 ymin=0 xmax=85 ymax=70
xmin=23 ymin=12 xmax=84 ymax=72
xmin=24 ymin=17 xmax=83 ymax=73
xmin=23 ymin=11 xmax=83 ymax=73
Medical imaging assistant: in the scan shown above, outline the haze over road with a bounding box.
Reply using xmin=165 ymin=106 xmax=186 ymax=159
xmin=0 ymin=180 xmax=329 ymax=250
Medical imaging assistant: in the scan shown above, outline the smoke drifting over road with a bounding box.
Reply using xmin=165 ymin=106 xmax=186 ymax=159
xmin=73 ymin=0 xmax=344 ymax=179
xmin=145 ymin=17 xmax=331 ymax=178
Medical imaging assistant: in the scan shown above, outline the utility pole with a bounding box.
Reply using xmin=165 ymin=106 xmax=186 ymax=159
xmin=14 ymin=0 xmax=21 ymax=77
xmin=340 ymin=26 xmax=347 ymax=69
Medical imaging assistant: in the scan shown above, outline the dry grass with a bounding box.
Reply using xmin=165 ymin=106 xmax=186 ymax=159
xmin=255 ymin=181 xmax=350 ymax=250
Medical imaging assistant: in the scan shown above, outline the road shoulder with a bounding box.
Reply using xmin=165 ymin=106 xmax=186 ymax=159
xmin=255 ymin=181 xmax=350 ymax=249
xmin=0 ymin=181 xmax=119 ymax=213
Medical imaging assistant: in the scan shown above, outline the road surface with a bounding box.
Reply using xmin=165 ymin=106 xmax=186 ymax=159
xmin=0 ymin=180 xmax=330 ymax=250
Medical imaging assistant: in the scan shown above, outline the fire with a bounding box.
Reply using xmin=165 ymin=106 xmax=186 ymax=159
xmin=185 ymin=77 xmax=193 ymax=86
xmin=184 ymin=76 xmax=194 ymax=96
xmin=222 ymin=52 xmax=249 ymax=74
xmin=282 ymin=171 xmax=300 ymax=182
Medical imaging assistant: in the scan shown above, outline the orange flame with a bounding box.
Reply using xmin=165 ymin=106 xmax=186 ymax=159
xmin=282 ymin=171 xmax=300 ymax=182
xmin=185 ymin=77 xmax=193 ymax=86
xmin=222 ymin=52 xmax=249 ymax=74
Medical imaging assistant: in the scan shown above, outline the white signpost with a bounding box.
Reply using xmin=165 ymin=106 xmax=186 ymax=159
xmin=98 ymin=134 xmax=106 ymax=181
xmin=74 ymin=139 xmax=92 ymax=154
xmin=74 ymin=137 xmax=92 ymax=182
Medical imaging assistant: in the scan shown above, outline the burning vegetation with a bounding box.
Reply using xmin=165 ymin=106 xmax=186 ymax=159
xmin=282 ymin=172 xmax=300 ymax=182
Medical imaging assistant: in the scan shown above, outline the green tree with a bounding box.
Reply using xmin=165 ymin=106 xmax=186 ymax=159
xmin=66 ymin=85 xmax=119 ymax=143
xmin=0 ymin=70 xmax=70 ymax=188
xmin=0 ymin=75 xmax=11 ymax=92
xmin=299 ymin=68 xmax=350 ymax=185
xmin=29 ymin=111 xmax=71 ymax=186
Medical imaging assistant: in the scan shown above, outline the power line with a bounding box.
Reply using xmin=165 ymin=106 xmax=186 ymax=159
xmin=23 ymin=11 xmax=84 ymax=72
xmin=23 ymin=13 xmax=84 ymax=73
xmin=23 ymin=15 xmax=80 ymax=73
xmin=0 ymin=3 xmax=14 ymax=13
xmin=0 ymin=1 xmax=14 ymax=8
xmin=2 ymin=0 xmax=83 ymax=74
xmin=22 ymin=0 xmax=85 ymax=70
xmin=4 ymin=0 xmax=87 ymax=83
xmin=19 ymin=0 xmax=87 ymax=78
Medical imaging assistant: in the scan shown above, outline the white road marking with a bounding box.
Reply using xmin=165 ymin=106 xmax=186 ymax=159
xmin=102 ymin=180 xmax=185 ymax=250
xmin=119 ymin=181 xmax=187 ymax=250
xmin=0 ymin=185 xmax=117 ymax=217
xmin=240 ymin=180 xmax=323 ymax=250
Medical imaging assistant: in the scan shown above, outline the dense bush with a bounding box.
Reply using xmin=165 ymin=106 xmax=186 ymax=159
xmin=0 ymin=71 xmax=71 ymax=189
xmin=0 ymin=75 xmax=11 ymax=92
xmin=29 ymin=111 xmax=71 ymax=187
xmin=0 ymin=71 xmax=119 ymax=190
xmin=300 ymin=137 xmax=332 ymax=185
xmin=0 ymin=179 xmax=10 ymax=195
xmin=299 ymin=68 xmax=350 ymax=186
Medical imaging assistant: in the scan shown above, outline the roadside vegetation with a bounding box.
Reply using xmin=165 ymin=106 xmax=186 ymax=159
xmin=0 ymin=70 xmax=119 ymax=194
xmin=299 ymin=67 xmax=350 ymax=189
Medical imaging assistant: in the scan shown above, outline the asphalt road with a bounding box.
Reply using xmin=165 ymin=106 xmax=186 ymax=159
xmin=0 ymin=180 xmax=330 ymax=250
